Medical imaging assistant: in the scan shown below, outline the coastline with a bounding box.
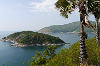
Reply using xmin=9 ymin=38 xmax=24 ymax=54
xmin=1 ymin=39 xmax=68 ymax=47
xmin=11 ymin=43 xmax=67 ymax=47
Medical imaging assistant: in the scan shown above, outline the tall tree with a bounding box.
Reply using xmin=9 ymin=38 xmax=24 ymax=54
xmin=55 ymin=0 xmax=95 ymax=65
xmin=88 ymin=0 xmax=100 ymax=45
xmin=91 ymin=0 xmax=100 ymax=42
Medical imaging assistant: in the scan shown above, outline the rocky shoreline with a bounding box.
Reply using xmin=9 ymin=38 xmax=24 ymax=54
xmin=11 ymin=43 xmax=67 ymax=47
xmin=1 ymin=39 xmax=68 ymax=47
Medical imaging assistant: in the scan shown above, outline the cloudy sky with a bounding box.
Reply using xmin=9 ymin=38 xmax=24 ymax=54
xmin=0 ymin=0 xmax=95 ymax=31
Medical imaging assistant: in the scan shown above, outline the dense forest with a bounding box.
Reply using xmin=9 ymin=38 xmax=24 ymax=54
xmin=4 ymin=31 xmax=65 ymax=45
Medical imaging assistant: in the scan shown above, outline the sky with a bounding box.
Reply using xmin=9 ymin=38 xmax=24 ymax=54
xmin=0 ymin=0 xmax=96 ymax=31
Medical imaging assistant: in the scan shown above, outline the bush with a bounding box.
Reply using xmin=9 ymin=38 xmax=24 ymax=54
xmin=30 ymin=45 xmax=57 ymax=66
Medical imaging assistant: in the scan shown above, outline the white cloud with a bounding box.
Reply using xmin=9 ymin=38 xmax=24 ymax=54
xmin=29 ymin=0 xmax=57 ymax=12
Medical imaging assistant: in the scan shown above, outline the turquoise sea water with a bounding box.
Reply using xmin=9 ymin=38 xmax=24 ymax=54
xmin=0 ymin=31 xmax=94 ymax=66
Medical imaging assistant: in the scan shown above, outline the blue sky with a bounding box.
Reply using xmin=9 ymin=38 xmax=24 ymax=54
xmin=0 ymin=0 xmax=96 ymax=31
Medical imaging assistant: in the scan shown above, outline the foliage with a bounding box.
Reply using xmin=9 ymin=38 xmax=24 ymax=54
xmin=30 ymin=38 xmax=100 ymax=66
xmin=55 ymin=0 xmax=77 ymax=18
xmin=6 ymin=31 xmax=65 ymax=44
xmin=55 ymin=0 xmax=100 ymax=19
xmin=38 ymin=21 xmax=95 ymax=33
xmin=30 ymin=45 xmax=57 ymax=66
xmin=88 ymin=0 xmax=100 ymax=19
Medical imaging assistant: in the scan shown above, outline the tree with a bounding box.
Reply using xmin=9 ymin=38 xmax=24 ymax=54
xmin=93 ymin=1 xmax=100 ymax=42
xmin=88 ymin=0 xmax=100 ymax=43
xmin=30 ymin=45 xmax=57 ymax=66
xmin=95 ymin=17 xmax=100 ymax=45
xmin=55 ymin=0 xmax=95 ymax=65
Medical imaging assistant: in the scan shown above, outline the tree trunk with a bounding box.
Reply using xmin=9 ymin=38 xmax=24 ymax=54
xmin=80 ymin=13 xmax=88 ymax=65
xmin=79 ymin=0 xmax=88 ymax=64
xmin=96 ymin=18 xmax=99 ymax=42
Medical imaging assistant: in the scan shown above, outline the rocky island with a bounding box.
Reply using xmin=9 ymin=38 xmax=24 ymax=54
xmin=2 ymin=31 xmax=65 ymax=47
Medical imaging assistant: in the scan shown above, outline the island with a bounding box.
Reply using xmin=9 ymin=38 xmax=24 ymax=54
xmin=2 ymin=31 xmax=65 ymax=47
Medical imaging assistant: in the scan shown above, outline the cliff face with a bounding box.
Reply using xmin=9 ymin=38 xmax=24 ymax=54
xmin=4 ymin=31 xmax=65 ymax=45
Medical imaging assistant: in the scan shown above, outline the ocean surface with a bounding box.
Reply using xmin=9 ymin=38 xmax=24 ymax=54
xmin=0 ymin=31 xmax=94 ymax=66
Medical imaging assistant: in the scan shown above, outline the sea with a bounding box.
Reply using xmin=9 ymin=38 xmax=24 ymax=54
xmin=0 ymin=31 xmax=95 ymax=66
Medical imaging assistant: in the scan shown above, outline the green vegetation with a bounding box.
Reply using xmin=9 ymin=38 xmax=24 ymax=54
xmin=30 ymin=45 xmax=57 ymax=66
xmin=31 ymin=0 xmax=100 ymax=65
xmin=38 ymin=21 xmax=95 ymax=33
xmin=30 ymin=38 xmax=100 ymax=66
xmin=5 ymin=31 xmax=65 ymax=45
xmin=55 ymin=0 xmax=100 ymax=65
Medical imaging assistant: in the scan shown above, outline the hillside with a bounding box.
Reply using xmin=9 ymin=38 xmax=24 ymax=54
xmin=3 ymin=31 xmax=65 ymax=47
xmin=30 ymin=38 xmax=100 ymax=66
xmin=38 ymin=21 xmax=95 ymax=33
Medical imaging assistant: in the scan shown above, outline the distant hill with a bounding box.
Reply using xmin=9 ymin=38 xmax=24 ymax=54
xmin=38 ymin=21 xmax=95 ymax=33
